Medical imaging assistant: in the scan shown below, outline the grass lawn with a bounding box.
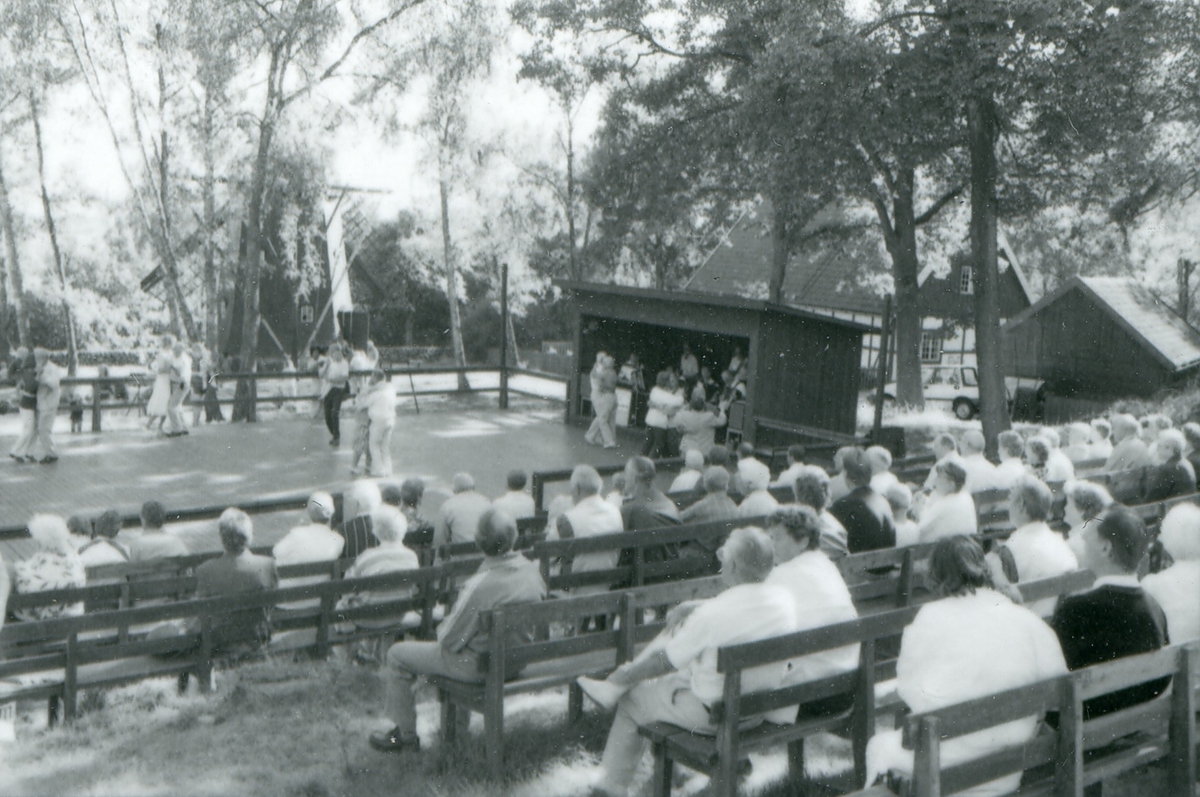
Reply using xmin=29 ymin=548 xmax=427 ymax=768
xmin=0 ymin=656 xmax=1173 ymax=797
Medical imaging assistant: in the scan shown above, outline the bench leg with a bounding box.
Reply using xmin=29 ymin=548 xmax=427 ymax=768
xmin=440 ymin=692 xmax=458 ymax=745
xmin=485 ymin=707 xmax=504 ymax=780
xmin=568 ymin=682 xmax=584 ymax=724
xmin=651 ymin=741 xmax=673 ymax=797
xmin=787 ymin=737 xmax=805 ymax=782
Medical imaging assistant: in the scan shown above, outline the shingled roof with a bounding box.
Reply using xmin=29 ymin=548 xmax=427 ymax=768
xmin=685 ymin=199 xmax=1031 ymax=315
xmin=1006 ymin=276 xmax=1200 ymax=372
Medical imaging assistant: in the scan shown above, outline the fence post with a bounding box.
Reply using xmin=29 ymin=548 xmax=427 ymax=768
xmin=532 ymin=473 xmax=545 ymax=515
xmin=91 ymin=379 xmax=102 ymax=432
xmin=499 ymin=260 xmax=509 ymax=410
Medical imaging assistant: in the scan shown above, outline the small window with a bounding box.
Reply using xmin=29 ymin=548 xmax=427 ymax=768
xmin=919 ymin=333 xmax=943 ymax=363
xmin=960 ymin=266 xmax=974 ymax=295
xmin=299 ymin=304 xmax=314 ymax=324
xmin=962 ymin=368 xmax=978 ymax=387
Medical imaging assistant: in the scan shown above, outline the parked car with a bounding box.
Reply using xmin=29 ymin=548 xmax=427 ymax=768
xmin=877 ymin=365 xmax=1044 ymax=420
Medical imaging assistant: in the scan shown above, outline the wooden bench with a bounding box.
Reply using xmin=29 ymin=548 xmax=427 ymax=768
xmin=636 ymin=569 xmax=1100 ymax=797
xmin=431 ymin=576 xmax=727 ymax=778
xmin=639 ymin=605 xmax=920 ymax=797
xmin=0 ymin=564 xmax=464 ymax=724
xmin=877 ymin=643 xmax=1198 ymax=797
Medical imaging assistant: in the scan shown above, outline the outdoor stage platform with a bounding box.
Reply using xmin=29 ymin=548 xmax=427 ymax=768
xmin=0 ymin=399 xmax=631 ymax=561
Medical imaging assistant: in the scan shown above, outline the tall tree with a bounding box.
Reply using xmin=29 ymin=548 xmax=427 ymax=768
xmin=223 ymin=0 xmax=425 ymax=420
xmin=358 ymin=0 xmax=496 ymax=391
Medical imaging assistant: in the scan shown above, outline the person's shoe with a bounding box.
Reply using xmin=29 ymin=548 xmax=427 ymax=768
xmin=22 ymin=456 xmax=36 ymax=463
xmin=603 ymin=444 xmax=619 ymax=450
xmin=40 ymin=456 xmax=58 ymax=464
xmin=369 ymin=727 xmax=420 ymax=753
xmin=329 ymin=437 xmax=340 ymax=447
xmin=9 ymin=453 xmax=20 ymax=462
xmin=576 ymin=677 xmax=629 ymax=712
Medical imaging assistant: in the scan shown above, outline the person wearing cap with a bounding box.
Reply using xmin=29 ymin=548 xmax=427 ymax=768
xmin=369 ymin=508 xmax=546 ymax=753
xmin=433 ymin=472 xmax=493 ymax=550
xmin=130 ymin=501 xmax=190 ymax=561
xmin=576 ymin=528 xmax=798 ymax=797
xmin=274 ymin=491 xmax=346 ymax=611
xmin=737 ymin=458 xmax=778 ymax=518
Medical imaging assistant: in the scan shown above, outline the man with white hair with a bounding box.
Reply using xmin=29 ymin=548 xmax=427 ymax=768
xmin=434 ymin=472 xmax=493 ymax=549
xmin=274 ymin=492 xmax=345 ymax=611
xmin=1062 ymin=423 xmax=1094 ymax=464
xmin=339 ymin=506 xmax=421 ymax=640
xmin=737 ymin=457 xmax=778 ymax=518
xmin=668 ymin=449 xmax=705 ymax=494
xmin=1144 ymin=428 xmax=1196 ymax=501
xmin=342 ymin=480 xmax=383 ymax=560
xmin=33 ymin=348 xmax=63 ymax=462
xmin=987 ymin=476 xmax=1077 ymax=616
xmin=956 ymin=430 xmax=998 ymax=493
xmin=557 ymin=465 xmax=625 ymax=593
xmin=576 ymin=528 xmax=798 ymax=797
xmin=1141 ymin=502 xmax=1200 ymax=643
xmin=195 ymin=508 xmax=278 ymax=652
xmin=680 ymin=467 xmax=739 ymax=525
xmin=369 ymin=508 xmax=545 ymax=753
xmin=1104 ymin=413 xmax=1152 ymax=473
xmin=993 ymin=431 xmax=1028 ymax=491
xmin=866 ymin=445 xmax=900 ymax=496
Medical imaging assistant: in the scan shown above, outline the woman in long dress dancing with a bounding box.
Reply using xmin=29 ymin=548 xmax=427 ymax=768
xmin=145 ymin=335 xmax=174 ymax=433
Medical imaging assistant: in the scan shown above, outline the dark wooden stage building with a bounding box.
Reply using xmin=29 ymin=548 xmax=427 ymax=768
xmin=557 ymin=281 xmax=872 ymax=447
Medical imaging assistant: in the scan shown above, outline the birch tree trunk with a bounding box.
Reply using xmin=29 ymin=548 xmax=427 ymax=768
xmin=0 ymin=144 xmax=28 ymax=349
xmin=30 ymin=93 xmax=79 ymax=375
xmin=439 ymin=162 xmax=470 ymax=392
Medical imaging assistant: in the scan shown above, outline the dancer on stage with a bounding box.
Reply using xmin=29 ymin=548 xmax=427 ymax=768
xmin=145 ymin=335 xmax=174 ymax=434
xmin=9 ymin=348 xmax=39 ymax=463
xmin=165 ymin=340 xmax=191 ymax=437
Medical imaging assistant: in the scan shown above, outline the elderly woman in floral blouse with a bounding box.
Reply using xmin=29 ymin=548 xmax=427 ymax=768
xmin=9 ymin=514 xmax=86 ymax=622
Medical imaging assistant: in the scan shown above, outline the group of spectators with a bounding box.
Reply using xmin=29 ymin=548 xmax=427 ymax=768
xmin=3 ymin=411 xmax=1199 ymax=796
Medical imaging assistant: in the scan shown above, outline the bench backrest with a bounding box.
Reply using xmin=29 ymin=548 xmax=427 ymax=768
xmin=900 ymin=643 xmax=1199 ymax=797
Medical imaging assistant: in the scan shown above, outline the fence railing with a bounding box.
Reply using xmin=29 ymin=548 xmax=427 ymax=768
xmin=14 ymin=365 xmax=566 ymax=433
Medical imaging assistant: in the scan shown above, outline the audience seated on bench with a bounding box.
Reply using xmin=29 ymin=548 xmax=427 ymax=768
xmin=1050 ymin=505 xmax=1170 ymax=719
xmin=337 ymin=506 xmax=420 ymax=635
xmin=988 ymin=476 xmax=1078 ymax=617
xmin=1141 ymin=502 xmax=1200 ymax=644
xmin=556 ymin=465 xmax=624 ymax=595
xmin=679 ymin=466 xmax=738 ymax=526
xmin=435 ymin=472 xmax=493 ymax=550
xmin=368 ymin=507 xmax=545 ymax=754
xmin=577 ymin=527 xmax=798 ymax=797
xmin=669 ymin=450 xmax=705 ymax=495
xmin=274 ymin=491 xmax=345 ymax=611
xmin=492 ymin=469 xmax=536 ymax=521
xmin=1144 ymin=428 xmax=1196 ymax=502
xmin=737 ymin=458 xmax=778 ymax=518
xmin=193 ymin=508 xmax=278 ymax=656
xmin=129 ymin=501 xmax=190 ymax=562
xmin=914 ymin=457 xmax=976 ymax=543
xmin=865 ymin=536 xmax=1068 ymax=796
xmin=9 ymin=514 xmax=85 ymax=622
xmin=79 ymin=510 xmax=130 ymax=568
xmin=831 ymin=449 xmax=896 ymax=553
xmin=791 ymin=465 xmax=849 ymax=559
xmin=342 ymin=480 xmax=382 ymax=561
xmin=1062 ymin=480 xmax=1114 ymax=564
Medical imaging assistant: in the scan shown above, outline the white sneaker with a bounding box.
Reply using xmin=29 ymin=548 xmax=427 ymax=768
xmin=576 ymin=677 xmax=629 ymax=712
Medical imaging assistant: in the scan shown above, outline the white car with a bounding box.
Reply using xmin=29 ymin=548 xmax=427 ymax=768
xmin=878 ymin=366 xmax=1043 ymax=420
